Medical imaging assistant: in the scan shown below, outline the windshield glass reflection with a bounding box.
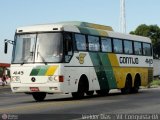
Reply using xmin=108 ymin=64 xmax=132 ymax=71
xmin=12 ymin=34 xmax=36 ymax=63
xmin=36 ymin=33 xmax=63 ymax=63
xmin=12 ymin=33 xmax=63 ymax=63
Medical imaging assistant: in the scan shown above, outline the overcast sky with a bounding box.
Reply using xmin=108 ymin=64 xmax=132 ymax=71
xmin=0 ymin=0 xmax=160 ymax=63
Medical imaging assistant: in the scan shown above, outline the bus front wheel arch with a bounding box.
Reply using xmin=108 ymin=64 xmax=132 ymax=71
xmin=72 ymin=75 xmax=89 ymax=99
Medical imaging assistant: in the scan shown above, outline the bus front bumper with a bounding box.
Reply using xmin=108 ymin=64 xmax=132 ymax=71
xmin=10 ymin=83 xmax=62 ymax=93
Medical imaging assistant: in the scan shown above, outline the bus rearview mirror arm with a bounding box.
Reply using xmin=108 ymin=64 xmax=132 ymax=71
xmin=4 ymin=39 xmax=14 ymax=54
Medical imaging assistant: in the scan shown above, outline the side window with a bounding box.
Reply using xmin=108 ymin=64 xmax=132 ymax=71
xmin=143 ymin=43 xmax=152 ymax=56
xmin=75 ymin=34 xmax=87 ymax=51
xmin=124 ymin=40 xmax=133 ymax=54
xmin=88 ymin=36 xmax=100 ymax=51
xmin=101 ymin=37 xmax=112 ymax=52
xmin=113 ymin=39 xmax=123 ymax=53
xmin=64 ymin=32 xmax=73 ymax=62
xmin=134 ymin=42 xmax=142 ymax=55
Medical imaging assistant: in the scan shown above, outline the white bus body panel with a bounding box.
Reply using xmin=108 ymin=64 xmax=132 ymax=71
xmin=153 ymin=59 xmax=160 ymax=77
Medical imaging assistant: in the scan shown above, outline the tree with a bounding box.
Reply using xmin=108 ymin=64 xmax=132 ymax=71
xmin=130 ymin=24 xmax=160 ymax=59
xmin=130 ymin=24 xmax=160 ymax=45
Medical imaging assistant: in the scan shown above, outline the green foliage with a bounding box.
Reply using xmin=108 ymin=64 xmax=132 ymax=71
xmin=0 ymin=67 xmax=3 ymax=77
xmin=130 ymin=24 xmax=160 ymax=45
xmin=0 ymin=67 xmax=10 ymax=77
xmin=130 ymin=24 xmax=160 ymax=58
xmin=150 ymin=79 xmax=160 ymax=87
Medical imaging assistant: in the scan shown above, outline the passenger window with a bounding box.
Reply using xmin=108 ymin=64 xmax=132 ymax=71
xmin=101 ymin=37 xmax=112 ymax=52
xmin=113 ymin=39 xmax=123 ymax=53
xmin=75 ymin=34 xmax=87 ymax=51
xmin=143 ymin=43 xmax=152 ymax=56
xmin=124 ymin=40 xmax=133 ymax=54
xmin=134 ymin=42 xmax=142 ymax=55
xmin=64 ymin=33 xmax=73 ymax=62
xmin=88 ymin=36 xmax=100 ymax=51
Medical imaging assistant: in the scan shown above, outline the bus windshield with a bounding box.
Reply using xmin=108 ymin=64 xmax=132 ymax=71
xmin=12 ymin=33 xmax=63 ymax=64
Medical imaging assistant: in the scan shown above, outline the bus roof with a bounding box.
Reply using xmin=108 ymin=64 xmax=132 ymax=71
xmin=16 ymin=21 xmax=113 ymax=33
xmin=107 ymin=31 xmax=151 ymax=43
xmin=16 ymin=21 xmax=151 ymax=43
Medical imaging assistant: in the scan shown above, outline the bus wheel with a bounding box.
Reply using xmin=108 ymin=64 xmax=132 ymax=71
xmin=121 ymin=75 xmax=132 ymax=94
xmin=86 ymin=91 xmax=94 ymax=96
xmin=32 ymin=92 xmax=46 ymax=102
xmin=72 ymin=78 xmax=87 ymax=99
xmin=96 ymin=89 xmax=109 ymax=96
xmin=131 ymin=79 xmax=140 ymax=93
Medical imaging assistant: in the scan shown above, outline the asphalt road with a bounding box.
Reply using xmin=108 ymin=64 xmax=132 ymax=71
xmin=0 ymin=87 xmax=160 ymax=120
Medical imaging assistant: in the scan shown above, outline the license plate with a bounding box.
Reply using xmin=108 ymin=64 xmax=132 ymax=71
xmin=30 ymin=87 xmax=39 ymax=92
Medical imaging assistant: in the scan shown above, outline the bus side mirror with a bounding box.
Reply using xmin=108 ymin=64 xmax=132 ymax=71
xmin=4 ymin=39 xmax=14 ymax=54
xmin=4 ymin=41 xmax=8 ymax=54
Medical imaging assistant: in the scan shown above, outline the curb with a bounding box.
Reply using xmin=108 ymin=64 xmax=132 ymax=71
xmin=0 ymin=85 xmax=11 ymax=90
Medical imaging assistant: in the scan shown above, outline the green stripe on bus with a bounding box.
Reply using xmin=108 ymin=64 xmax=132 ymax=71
xmin=77 ymin=26 xmax=108 ymax=36
xmin=30 ymin=66 xmax=41 ymax=76
xmin=78 ymin=27 xmax=100 ymax=35
xmin=89 ymin=53 xmax=117 ymax=90
xmin=89 ymin=52 xmax=109 ymax=90
xmin=99 ymin=53 xmax=117 ymax=88
xmin=37 ymin=66 xmax=49 ymax=76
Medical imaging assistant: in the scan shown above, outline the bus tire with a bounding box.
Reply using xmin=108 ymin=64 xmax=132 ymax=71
xmin=32 ymin=92 xmax=46 ymax=102
xmin=72 ymin=75 xmax=88 ymax=99
xmin=121 ymin=75 xmax=132 ymax=94
xmin=72 ymin=91 xmax=84 ymax=99
xmin=131 ymin=75 xmax=141 ymax=93
xmin=86 ymin=91 xmax=94 ymax=96
xmin=96 ymin=89 xmax=109 ymax=96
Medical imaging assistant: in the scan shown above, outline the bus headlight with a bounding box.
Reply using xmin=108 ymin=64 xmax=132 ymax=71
xmin=11 ymin=76 xmax=20 ymax=83
xmin=54 ymin=75 xmax=64 ymax=82
xmin=48 ymin=76 xmax=54 ymax=82
xmin=48 ymin=76 xmax=64 ymax=82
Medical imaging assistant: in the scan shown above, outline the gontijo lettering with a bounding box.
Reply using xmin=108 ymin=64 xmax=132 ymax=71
xmin=119 ymin=57 xmax=139 ymax=64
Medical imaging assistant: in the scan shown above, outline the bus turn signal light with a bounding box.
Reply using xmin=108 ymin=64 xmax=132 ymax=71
xmin=59 ymin=76 xmax=64 ymax=82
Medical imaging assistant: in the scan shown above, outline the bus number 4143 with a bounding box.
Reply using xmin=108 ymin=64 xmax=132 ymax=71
xmin=145 ymin=59 xmax=153 ymax=64
xmin=13 ymin=71 xmax=24 ymax=75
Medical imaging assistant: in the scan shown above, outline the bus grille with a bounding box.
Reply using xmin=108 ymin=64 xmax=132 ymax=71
xmin=148 ymin=69 xmax=153 ymax=83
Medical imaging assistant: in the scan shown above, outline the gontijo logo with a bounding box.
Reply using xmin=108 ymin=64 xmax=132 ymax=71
xmin=76 ymin=53 xmax=86 ymax=64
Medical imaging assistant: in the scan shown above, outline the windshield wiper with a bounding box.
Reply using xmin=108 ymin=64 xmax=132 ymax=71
xmin=20 ymin=62 xmax=25 ymax=65
xmin=37 ymin=52 xmax=47 ymax=65
xmin=37 ymin=44 xmax=47 ymax=65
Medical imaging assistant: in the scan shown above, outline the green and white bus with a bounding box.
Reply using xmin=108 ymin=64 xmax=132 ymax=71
xmin=7 ymin=21 xmax=153 ymax=101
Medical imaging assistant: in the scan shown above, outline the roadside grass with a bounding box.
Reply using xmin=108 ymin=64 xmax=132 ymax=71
xmin=150 ymin=79 xmax=160 ymax=88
